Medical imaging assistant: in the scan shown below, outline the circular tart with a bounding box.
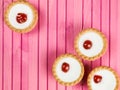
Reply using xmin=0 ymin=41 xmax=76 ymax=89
xmin=87 ymin=66 xmax=120 ymax=90
xmin=4 ymin=1 xmax=38 ymax=33
xmin=74 ymin=28 xmax=107 ymax=61
xmin=52 ymin=54 xmax=84 ymax=86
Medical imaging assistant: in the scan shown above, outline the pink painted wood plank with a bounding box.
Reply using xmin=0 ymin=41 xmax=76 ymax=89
xmin=117 ymin=2 xmax=120 ymax=89
xmin=110 ymin=2 xmax=120 ymax=90
xmin=101 ymin=0 xmax=110 ymax=66
xmin=110 ymin=0 xmax=118 ymax=69
xmin=83 ymin=0 xmax=92 ymax=29
xmin=13 ymin=32 xmax=21 ymax=90
xmin=82 ymin=0 xmax=92 ymax=90
xmin=92 ymin=0 xmax=101 ymax=68
xmin=0 ymin=0 xmax=3 ymax=89
xmin=66 ymin=0 xmax=74 ymax=90
xmin=48 ymin=0 xmax=57 ymax=90
xmin=28 ymin=31 xmax=38 ymax=90
xmin=117 ymin=0 xmax=120 ymax=78
xmin=73 ymin=0 xmax=83 ymax=90
xmin=73 ymin=0 xmax=82 ymax=36
xmin=28 ymin=0 xmax=38 ymax=90
xmin=116 ymin=0 xmax=120 ymax=89
xmin=66 ymin=0 xmax=74 ymax=54
xmin=57 ymin=0 xmax=65 ymax=89
xmin=21 ymin=34 xmax=29 ymax=90
xmin=12 ymin=0 xmax=21 ymax=89
xmin=39 ymin=0 xmax=47 ymax=90
xmin=3 ymin=1 xmax=13 ymax=90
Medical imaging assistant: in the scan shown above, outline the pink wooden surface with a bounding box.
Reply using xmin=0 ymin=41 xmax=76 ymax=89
xmin=0 ymin=0 xmax=120 ymax=90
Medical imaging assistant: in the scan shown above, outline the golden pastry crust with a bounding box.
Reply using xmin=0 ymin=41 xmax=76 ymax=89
xmin=52 ymin=54 xmax=84 ymax=86
xmin=87 ymin=66 xmax=120 ymax=90
xmin=74 ymin=28 xmax=107 ymax=61
xmin=4 ymin=1 xmax=38 ymax=33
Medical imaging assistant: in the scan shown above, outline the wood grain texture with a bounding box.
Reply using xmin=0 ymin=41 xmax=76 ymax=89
xmin=28 ymin=0 xmax=38 ymax=90
xmin=21 ymin=34 xmax=29 ymax=90
xmin=48 ymin=0 xmax=57 ymax=90
xmin=3 ymin=0 xmax=12 ymax=90
xmin=110 ymin=0 xmax=118 ymax=69
xmin=39 ymin=0 xmax=47 ymax=90
xmin=0 ymin=0 xmax=3 ymax=89
xmin=117 ymin=0 xmax=120 ymax=76
xmin=0 ymin=0 xmax=120 ymax=90
xmin=13 ymin=32 xmax=21 ymax=90
xmin=57 ymin=0 xmax=65 ymax=90
xmin=101 ymin=0 xmax=110 ymax=67
xmin=12 ymin=0 xmax=21 ymax=89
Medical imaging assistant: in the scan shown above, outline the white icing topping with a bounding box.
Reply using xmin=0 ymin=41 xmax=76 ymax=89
xmin=8 ymin=3 xmax=33 ymax=29
xmin=91 ymin=70 xmax=117 ymax=90
xmin=55 ymin=57 xmax=82 ymax=82
xmin=78 ymin=30 xmax=104 ymax=57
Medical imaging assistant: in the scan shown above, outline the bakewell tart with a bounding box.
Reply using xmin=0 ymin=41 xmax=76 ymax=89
xmin=4 ymin=1 xmax=38 ymax=33
xmin=52 ymin=54 xmax=84 ymax=86
xmin=74 ymin=28 xmax=107 ymax=61
xmin=87 ymin=66 xmax=120 ymax=90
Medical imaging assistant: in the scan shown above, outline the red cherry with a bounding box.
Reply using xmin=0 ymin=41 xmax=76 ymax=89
xmin=61 ymin=62 xmax=70 ymax=73
xmin=83 ymin=40 xmax=92 ymax=49
xmin=94 ymin=75 xmax=102 ymax=83
xmin=16 ymin=13 xmax=27 ymax=24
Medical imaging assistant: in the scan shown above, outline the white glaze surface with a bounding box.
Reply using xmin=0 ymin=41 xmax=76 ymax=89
xmin=78 ymin=31 xmax=104 ymax=57
xmin=55 ymin=57 xmax=82 ymax=82
xmin=90 ymin=70 xmax=117 ymax=90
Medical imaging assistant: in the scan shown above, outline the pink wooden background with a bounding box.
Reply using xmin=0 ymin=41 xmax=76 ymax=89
xmin=0 ymin=0 xmax=120 ymax=90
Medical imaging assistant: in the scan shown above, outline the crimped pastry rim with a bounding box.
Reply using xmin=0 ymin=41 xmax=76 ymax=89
xmin=4 ymin=1 xmax=38 ymax=33
xmin=74 ymin=28 xmax=108 ymax=61
xmin=52 ymin=54 xmax=84 ymax=86
xmin=87 ymin=66 xmax=120 ymax=90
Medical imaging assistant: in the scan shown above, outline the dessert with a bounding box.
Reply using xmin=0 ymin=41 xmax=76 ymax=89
xmin=4 ymin=1 xmax=38 ymax=33
xmin=52 ymin=54 xmax=84 ymax=86
xmin=74 ymin=28 xmax=107 ymax=61
xmin=87 ymin=66 xmax=120 ymax=90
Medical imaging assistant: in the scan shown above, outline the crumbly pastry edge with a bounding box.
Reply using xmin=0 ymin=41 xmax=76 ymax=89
xmin=87 ymin=66 xmax=120 ymax=90
xmin=52 ymin=53 xmax=84 ymax=86
xmin=4 ymin=1 xmax=38 ymax=33
xmin=74 ymin=28 xmax=108 ymax=61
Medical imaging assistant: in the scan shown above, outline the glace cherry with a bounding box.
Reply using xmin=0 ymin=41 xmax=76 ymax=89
xmin=16 ymin=13 xmax=27 ymax=24
xmin=83 ymin=40 xmax=92 ymax=49
xmin=94 ymin=75 xmax=102 ymax=83
xmin=61 ymin=62 xmax=70 ymax=73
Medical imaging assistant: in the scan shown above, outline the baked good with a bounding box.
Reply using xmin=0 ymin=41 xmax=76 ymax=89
xmin=52 ymin=54 xmax=84 ymax=86
xmin=74 ymin=28 xmax=107 ymax=61
xmin=87 ymin=66 xmax=120 ymax=90
xmin=4 ymin=1 xmax=38 ymax=33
